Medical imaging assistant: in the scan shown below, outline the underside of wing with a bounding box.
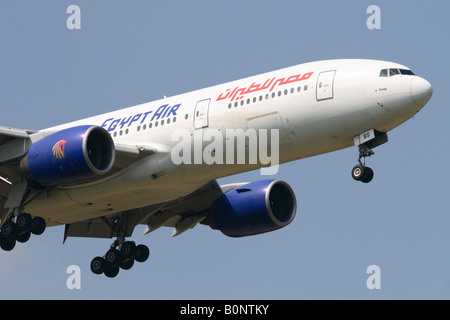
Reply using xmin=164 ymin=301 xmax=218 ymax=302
xmin=63 ymin=180 xmax=224 ymax=241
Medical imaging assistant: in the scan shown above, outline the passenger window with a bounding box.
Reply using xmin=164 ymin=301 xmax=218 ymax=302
xmin=379 ymin=69 xmax=388 ymax=77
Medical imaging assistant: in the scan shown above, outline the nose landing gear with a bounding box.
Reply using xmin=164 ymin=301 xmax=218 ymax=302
xmin=351 ymin=130 xmax=388 ymax=184
xmin=351 ymin=144 xmax=374 ymax=183
xmin=352 ymin=164 xmax=374 ymax=183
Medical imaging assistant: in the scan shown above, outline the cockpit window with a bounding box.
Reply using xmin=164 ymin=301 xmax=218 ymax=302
xmin=389 ymin=68 xmax=400 ymax=76
xmin=399 ymin=69 xmax=415 ymax=75
xmin=380 ymin=69 xmax=388 ymax=77
xmin=379 ymin=68 xmax=416 ymax=77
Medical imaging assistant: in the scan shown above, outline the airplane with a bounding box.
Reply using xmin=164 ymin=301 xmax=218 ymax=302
xmin=0 ymin=59 xmax=432 ymax=278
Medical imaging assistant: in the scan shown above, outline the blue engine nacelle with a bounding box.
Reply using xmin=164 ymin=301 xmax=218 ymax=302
xmin=207 ymin=180 xmax=297 ymax=237
xmin=20 ymin=125 xmax=115 ymax=186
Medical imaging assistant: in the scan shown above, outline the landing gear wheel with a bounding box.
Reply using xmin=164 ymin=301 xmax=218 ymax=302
xmin=16 ymin=231 xmax=31 ymax=243
xmin=90 ymin=256 xmax=106 ymax=275
xmin=1 ymin=221 xmax=18 ymax=240
xmin=351 ymin=165 xmax=374 ymax=183
xmin=120 ymin=259 xmax=134 ymax=270
xmin=119 ymin=241 xmax=136 ymax=270
xmin=120 ymin=241 xmax=136 ymax=260
xmin=135 ymin=244 xmax=150 ymax=263
xmin=16 ymin=214 xmax=32 ymax=232
xmin=361 ymin=167 xmax=374 ymax=183
xmin=351 ymin=164 xmax=365 ymax=181
xmin=104 ymin=266 xmax=120 ymax=278
xmin=31 ymin=217 xmax=46 ymax=235
xmin=105 ymin=248 xmax=122 ymax=267
xmin=0 ymin=238 xmax=16 ymax=251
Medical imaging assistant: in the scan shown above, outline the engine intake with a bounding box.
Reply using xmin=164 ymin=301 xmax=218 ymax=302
xmin=20 ymin=125 xmax=115 ymax=186
xmin=207 ymin=179 xmax=297 ymax=237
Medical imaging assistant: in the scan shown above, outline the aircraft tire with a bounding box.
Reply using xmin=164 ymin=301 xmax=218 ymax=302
xmin=91 ymin=256 xmax=106 ymax=275
xmin=351 ymin=164 xmax=365 ymax=181
xmin=361 ymin=167 xmax=374 ymax=183
xmin=135 ymin=244 xmax=150 ymax=263
xmin=31 ymin=217 xmax=46 ymax=235
xmin=104 ymin=266 xmax=120 ymax=278
xmin=16 ymin=231 xmax=31 ymax=243
xmin=1 ymin=221 xmax=18 ymax=240
xmin=0 ymin=238 xmax=16 ymax=251
xmin=16 ymin=214 xmax=32 ymax=232
xmin=120 ymin=259 xmax=134 ymax=270
xmin=105 ymin=248 xmax=122 ymax=268
xmin=120 ymin=241 xmax=136 ymax=260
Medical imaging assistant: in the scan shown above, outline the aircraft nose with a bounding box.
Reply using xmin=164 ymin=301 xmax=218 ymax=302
xmin=411 ymin=77 xmax=433 ymax=108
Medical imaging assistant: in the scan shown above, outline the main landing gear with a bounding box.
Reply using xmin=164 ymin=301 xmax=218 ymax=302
xmin=0 ymin=213 xmax=46 ymax=251
xmin=90 ymin=239 xmax=149 ymax=278
xmin=351 ymin=143 xmax=374 ymax=183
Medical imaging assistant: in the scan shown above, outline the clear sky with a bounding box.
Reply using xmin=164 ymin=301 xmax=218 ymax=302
xmin=0 ymin=1 xmax=448 ymax=299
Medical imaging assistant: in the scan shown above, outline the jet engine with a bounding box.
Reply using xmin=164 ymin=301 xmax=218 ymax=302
xmin=20 ymin=125 xmax=115 ymax=186
xmin=206 ymin=179 xmax=297 ymax=237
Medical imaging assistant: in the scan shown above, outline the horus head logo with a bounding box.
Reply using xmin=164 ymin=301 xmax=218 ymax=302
xmin=52 ymin=140 xmax=67 ymax=159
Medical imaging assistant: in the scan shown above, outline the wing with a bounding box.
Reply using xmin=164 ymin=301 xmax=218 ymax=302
xmin=63 ymin=180 xmax=224 ymax=241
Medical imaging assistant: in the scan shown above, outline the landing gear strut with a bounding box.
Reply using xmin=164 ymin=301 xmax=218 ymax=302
xmin=351 ymin=144 xmax=374 ymax=183
xmin=90 ymin=239 xmax=150 ymax=278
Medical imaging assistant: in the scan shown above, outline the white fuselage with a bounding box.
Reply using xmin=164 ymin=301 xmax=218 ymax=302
xmin=24 ymin=59 xmax=432 ymax=226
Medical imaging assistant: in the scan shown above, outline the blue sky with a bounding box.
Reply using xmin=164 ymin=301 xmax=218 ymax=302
xmin=0 ymin=1 xmax=448 ymax=299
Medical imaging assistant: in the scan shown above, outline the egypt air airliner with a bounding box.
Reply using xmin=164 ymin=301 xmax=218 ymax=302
xmin=0 ymin=59 xmax=432 ymax=277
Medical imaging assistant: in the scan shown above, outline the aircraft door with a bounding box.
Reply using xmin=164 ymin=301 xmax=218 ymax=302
xmin=194 ymin=98 xmax=211 ymax=129
xmin=316 ymin=70 xmax=336 ymax=101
